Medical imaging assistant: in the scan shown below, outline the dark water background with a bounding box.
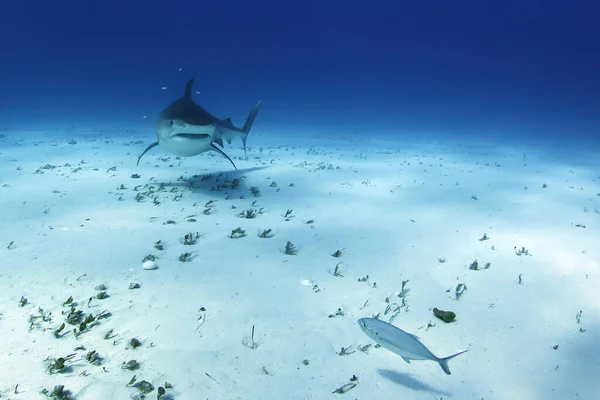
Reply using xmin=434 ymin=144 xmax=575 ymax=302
xmin=0 ymin=0 xmax=598 ymax=146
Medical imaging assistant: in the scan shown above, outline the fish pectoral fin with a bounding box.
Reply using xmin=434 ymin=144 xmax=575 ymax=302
xmin=401 ymin=356 xmax=412 ymax=364
xmin=210 ymin=143 xmax=237 ymax=170
xmin=137 ymin=141 xmax=159 ymax=165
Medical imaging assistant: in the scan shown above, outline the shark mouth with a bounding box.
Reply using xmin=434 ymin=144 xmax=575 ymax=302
xmin=174 ymin=133 xmax=210 ymax=139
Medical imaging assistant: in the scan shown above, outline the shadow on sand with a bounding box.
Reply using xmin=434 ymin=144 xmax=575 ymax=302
xmin=377 ymin=369 xmax=451 ymax=396
xmin=155 ymin=165 xmax=269 ymax=193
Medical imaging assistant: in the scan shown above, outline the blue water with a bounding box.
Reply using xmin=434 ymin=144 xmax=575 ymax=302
xmin=1 ymin=0 xmax=598 ymax=144
xmin=1 ymin=2 xmax=599 ymax=398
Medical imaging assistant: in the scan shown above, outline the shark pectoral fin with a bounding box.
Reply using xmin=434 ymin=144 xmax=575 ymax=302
xmin=213 ymin=137 xmax=224 ymax=147
xmin=401 ymin=356 xmax=412 ymax=364
xmin=210 ymin=143 xmax=237 ymax=170
xmin=137 ymin=141 xmax=160 ymax=165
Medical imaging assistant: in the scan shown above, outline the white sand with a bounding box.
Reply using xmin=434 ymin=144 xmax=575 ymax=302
xmin=0 ymin=128 xmax=598 ymax=399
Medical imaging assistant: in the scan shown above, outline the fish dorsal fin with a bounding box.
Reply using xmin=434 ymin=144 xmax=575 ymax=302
xmin=184 ymin=78 xmax=195 ymax=99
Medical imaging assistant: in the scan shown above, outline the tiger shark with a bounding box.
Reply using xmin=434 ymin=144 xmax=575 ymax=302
xmin=137 ymin=77 xmax=261 ymax=169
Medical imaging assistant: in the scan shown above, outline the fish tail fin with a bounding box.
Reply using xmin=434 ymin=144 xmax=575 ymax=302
xmin=241 ymin=100 xmax=262 ymax=155
xmin=438 ymin=349 xmax=468 ymax=375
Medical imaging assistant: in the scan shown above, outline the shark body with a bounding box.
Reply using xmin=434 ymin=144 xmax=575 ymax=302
xmin=137 ymin=77 xmax=261 ymax=169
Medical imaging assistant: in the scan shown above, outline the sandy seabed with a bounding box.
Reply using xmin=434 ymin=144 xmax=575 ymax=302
xmin=0 ymin=128 xmax=598 ymax=400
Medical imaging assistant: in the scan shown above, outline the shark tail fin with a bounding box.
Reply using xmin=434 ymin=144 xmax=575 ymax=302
xmin=241 ymin=100 xmax=262 ymax=155
xmin=438 ymin=349 xmax=468 ymax=375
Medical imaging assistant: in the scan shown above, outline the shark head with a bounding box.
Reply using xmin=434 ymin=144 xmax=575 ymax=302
xmin=156 ymin=116 xmax=216 ymax=157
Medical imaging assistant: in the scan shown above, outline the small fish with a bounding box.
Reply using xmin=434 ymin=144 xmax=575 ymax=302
xmin=358 ymin=318 xmax=468 ymax=375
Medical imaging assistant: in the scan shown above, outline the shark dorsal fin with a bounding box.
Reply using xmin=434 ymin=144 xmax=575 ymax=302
xmin=184 ymin=78 xmax=195 ymax=99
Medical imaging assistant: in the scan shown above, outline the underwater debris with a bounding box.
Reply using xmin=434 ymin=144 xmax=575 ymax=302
xmin=238 ymin=208 xmax=258 ymax=219
xmin=259 ymin=228 xmax=274 ymax=238
xmin=183 ymin=232 xmax=200 ymax=245
xmin=96 ymin=291 xmax=109 ymax=300
xmin=433 ymin=308 xmax=456 ymax=323
xmin=85 ymin=350 xmax=102 ymax=365
xmin=121 ymin=360 xmax=140 ymax=371
xmin=455 ymin=283 xmax=467 ymax=300
xmin=515 ymin=246 xmax=531 ymax=256
xmin=137 ymin=380 xmax=155 ymax=394
xmin=230 ymin=227 xmax=247 ymax=239
xmin=250 ymin=186 xmax=261 ymax=197
xmin=358 ymin=344 xmax=372 ymax=353
xmin=41 ymin=384 xmax=73 ymax=400
xmin=284 ymin=241 xmax=297 ymax=255
xmin=178 ymin=252 xmax=194 ymax=262
xmin=328 ymin=308 xmax=344 ymax=318
xmin=337 ymin=346 xmax=355 ymax=356
xmin=128 ymin=338 xmax=142 ymax=349
xmin=54 ymin=323 xmax=66 ymax=338
xmin=283 ymin=209 xmax=293 ymax=220
xmin=469 ymin=259 xmax=491 ymax=270
xmin=333 ymin=263 xmax=344 ymax=277
xmin=243 ymin=325 xmax=258 ymax=349
xmin=104 ymin=329 xmax=115 ymax=340
xmin=47 ymin=354 xmax=76 ymax=374
xmin=142 ymin=254 xmax=158 ymax=263
xmin=332 ymin=382 xmax=357 ymax=395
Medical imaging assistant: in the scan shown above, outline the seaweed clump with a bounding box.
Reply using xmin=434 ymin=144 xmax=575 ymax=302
xmin=433 ymin=307 xmax=456 ymax=323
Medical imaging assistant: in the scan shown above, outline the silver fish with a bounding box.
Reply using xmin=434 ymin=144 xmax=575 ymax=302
xmin=358 ymin=317 xmax=468 ymax=375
